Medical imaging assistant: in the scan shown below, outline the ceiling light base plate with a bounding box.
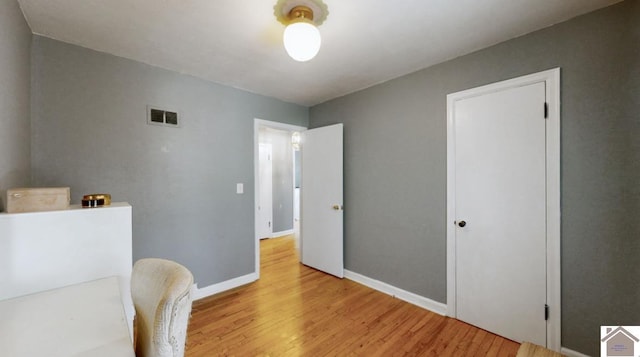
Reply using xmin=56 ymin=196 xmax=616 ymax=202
xmin=274 ymin=0 xmax=328 ymax=26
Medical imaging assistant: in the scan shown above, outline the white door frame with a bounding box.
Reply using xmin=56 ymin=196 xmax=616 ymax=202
xmin=446 ymin=68 xmax=561 ymax=350
xmin=254 ymin=118 xmax=307 ymax=278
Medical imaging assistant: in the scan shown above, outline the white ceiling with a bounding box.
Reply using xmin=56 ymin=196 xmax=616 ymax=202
xmin=18 ymin=0 xmax=620 ymax=106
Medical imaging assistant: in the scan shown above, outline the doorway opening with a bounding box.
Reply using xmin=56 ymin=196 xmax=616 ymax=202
xmin=254 ymin=119 xmax=307 ymax=278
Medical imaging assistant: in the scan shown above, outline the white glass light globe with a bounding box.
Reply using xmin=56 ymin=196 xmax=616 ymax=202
xmin=283 ymin=22 xmax=321 ymax=62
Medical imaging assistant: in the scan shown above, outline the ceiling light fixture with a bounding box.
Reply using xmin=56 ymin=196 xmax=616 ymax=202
xmin=274 ymin=0 xmax=328 ymax=62
xmin=291 ymin=131 xmax=301 ymax=150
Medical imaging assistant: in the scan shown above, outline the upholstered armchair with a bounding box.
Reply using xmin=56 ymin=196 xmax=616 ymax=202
xmin=131 ymin=258 xmax=194 ymax=357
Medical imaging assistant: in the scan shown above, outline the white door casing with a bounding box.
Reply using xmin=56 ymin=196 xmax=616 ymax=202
xmin=301 ymin=124 xmax=344 ymax=278
xmin=258 ymin=143 xmax=273 ymax=239
xmin=446 ymin=68 xmax=561 ymax=350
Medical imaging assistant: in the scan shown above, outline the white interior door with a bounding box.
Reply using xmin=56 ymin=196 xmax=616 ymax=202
xmin=453 ymin=82 xmax=547 ymax=345
xmin=301 ymin=124 xmax=344 ymax=278
xmin=258 ymin=143 xmax=273 ymax=239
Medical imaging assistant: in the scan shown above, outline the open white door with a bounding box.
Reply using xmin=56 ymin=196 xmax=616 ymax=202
xmin=301 ymin=124 xmax=344 ymax=278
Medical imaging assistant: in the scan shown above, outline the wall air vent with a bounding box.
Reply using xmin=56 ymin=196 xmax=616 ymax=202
xmin=147 ymin=105 xmax=180 ymax=127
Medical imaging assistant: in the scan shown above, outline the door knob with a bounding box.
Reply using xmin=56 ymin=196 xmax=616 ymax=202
xmin=457 ymin=220 xmax=466 ymax=227
xmin=332 ymin=205 xmax=343 ymax=211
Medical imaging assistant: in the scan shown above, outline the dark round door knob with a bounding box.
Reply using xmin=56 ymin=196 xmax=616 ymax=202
xmin=458 ymin=221 xmax=467 ymax=227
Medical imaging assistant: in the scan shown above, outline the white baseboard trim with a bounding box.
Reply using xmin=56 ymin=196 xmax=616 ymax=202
xmin=271 ymin=229 xmax=294 ymax=238
xmin=192 ymin=272 xmax=258 ymax=301
xmin=560 ymin=347 xmax=591 ymax=357
xmin=344 ymin=269 xmax=447 ymax=316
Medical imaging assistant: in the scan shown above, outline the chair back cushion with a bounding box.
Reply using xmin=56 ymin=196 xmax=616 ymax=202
xmin=131 ymin=258 xmax=194 ymax=357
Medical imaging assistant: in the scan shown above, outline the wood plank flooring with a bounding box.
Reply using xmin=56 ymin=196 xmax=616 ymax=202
xmin=516 ymin=342 xmax=564 ymax=357
xmin=186 ymin=236 xmax=520 ymax=356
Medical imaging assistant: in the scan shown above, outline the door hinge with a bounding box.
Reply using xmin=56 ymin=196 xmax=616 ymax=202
xmin=545 ymin=304 xmax=549 ymax=320
xmin=544 ymin=102 xmax=549 ymax=119
xmin=269 ymin=221 xmax=271 ymax=228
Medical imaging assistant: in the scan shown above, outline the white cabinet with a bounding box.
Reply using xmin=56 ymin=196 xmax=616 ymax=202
xmin=0 ymin=202 xmax=133 ymax=333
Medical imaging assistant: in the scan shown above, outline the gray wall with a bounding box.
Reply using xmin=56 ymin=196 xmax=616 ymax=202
xmin=309 ymin=1 xmax=640 ymax=355
xmin=30 ymin=36 xmax=308 ymax=287
xmin=0 ymin=0 xmax=32 ymax=211
xmin=259 ymin=128 xmax=294 ymax=233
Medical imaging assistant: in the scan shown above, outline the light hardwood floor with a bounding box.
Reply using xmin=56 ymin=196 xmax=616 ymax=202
xmin=186 ymin=236 xmax=520 ymax=356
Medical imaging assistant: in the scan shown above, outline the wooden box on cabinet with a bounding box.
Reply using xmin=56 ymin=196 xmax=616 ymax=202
xmin=6 ymin=187 xmax=71 ymax=213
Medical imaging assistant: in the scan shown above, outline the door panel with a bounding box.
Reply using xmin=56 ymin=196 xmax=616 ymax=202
xmin=301 ymin=124 xmax=344 ymax=278
xmin=258 ymin=143 xmax=273 ymax=239
xmin=454 ymin=82 xmax=546 ymax=344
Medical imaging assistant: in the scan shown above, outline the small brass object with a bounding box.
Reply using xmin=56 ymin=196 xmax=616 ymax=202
xmin=83 ymin=194 xmax=111 ymax=206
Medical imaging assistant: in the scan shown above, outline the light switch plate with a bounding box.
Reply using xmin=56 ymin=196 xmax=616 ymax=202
xmin=236 ymin=183 xmax=243 ymax=194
